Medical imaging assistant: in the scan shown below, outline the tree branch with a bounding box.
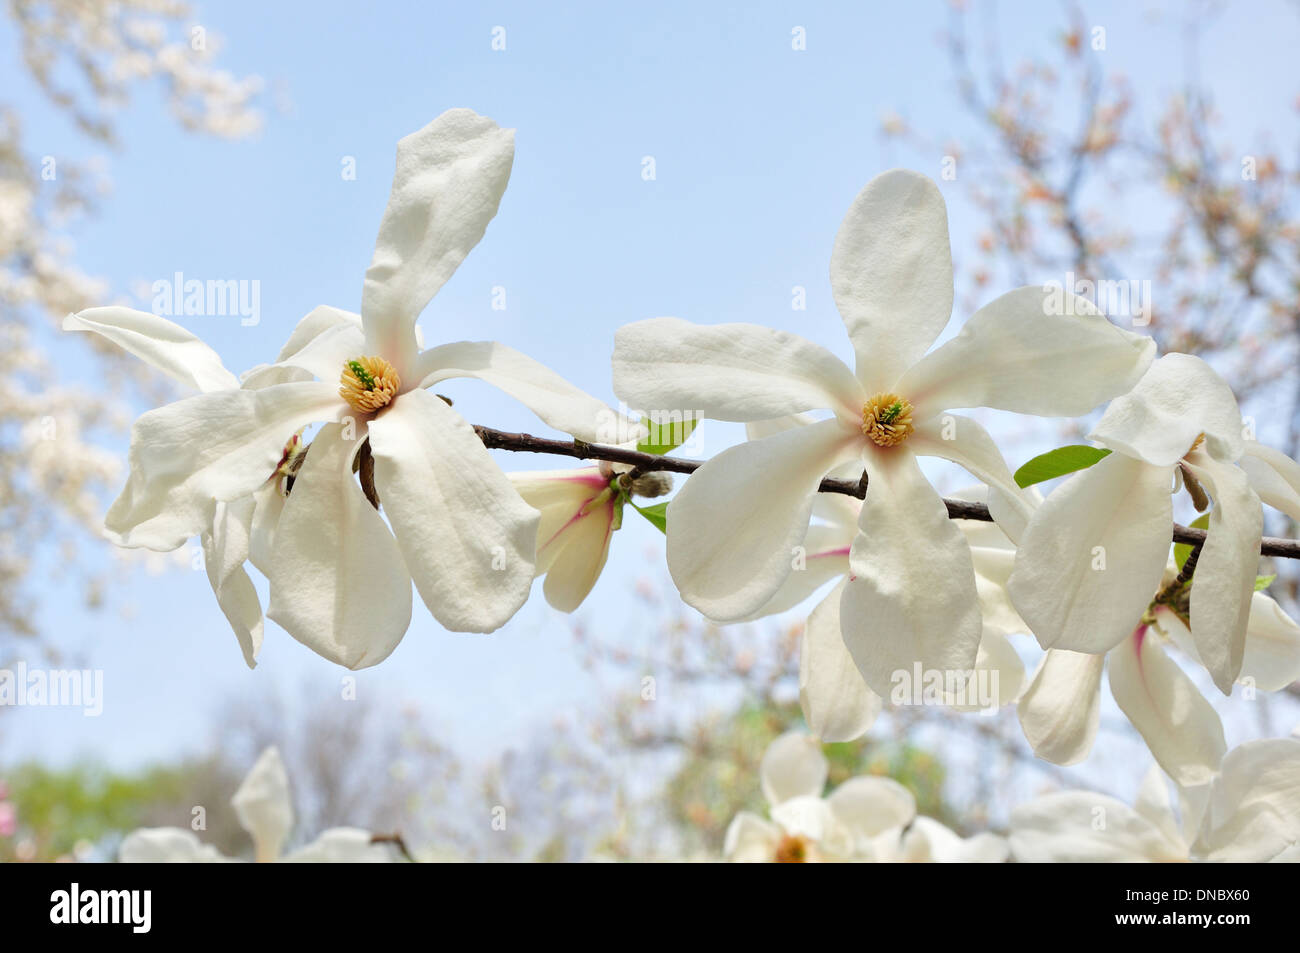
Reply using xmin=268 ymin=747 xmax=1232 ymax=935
xmin=472 ymin=425 xmax=1300 ymax=560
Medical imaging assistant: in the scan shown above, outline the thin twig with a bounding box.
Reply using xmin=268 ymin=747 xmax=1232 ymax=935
xmin=472 ymin=426 xmax=1300 ymax=560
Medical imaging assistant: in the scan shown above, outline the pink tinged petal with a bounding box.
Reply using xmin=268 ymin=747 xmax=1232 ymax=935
xmin=1191 ymin=738 xmax=1300 ymax=862
xmin=105 ymin=381 xmax=345 ymax=551
xmin=1108 ymin=629 xmax=1227 ymax=788
xmin=510 ymin=468 xmax=608 ymax=574
xmin=840 ymin=447 xmax=982 ymax=698
xmin=267 ymin=423 xmax=412 ymax=669
xmin=1239 ymin=439 xmax=1300 ymax=523
xmin=745 ymin=524 xmax=852 ymax=621
xmin=1006 ymin=451 xmax=1171 ymax=655
xmin=366 ymin=389 xmax=539 ymax=633
xmin=230 ymin=747 xmax=294 ymax=863
xmin=897 ymin=287 xmax=1155 ymax=420
xmin=1090 ymin=353 xmax=1245 ymax=467
xmin=612 ymin=317 xmax=863 ymax=424
xmin=119 ymin=829 xmax=229 ymax=863
xmin=799 ymin=582 xmax=881 ymax=743
xmin=362 ymin=109 xmax=515 ymax=376
xmin=540 ymin=497 xmax=616 ymax=613
xmin=282 ymin=828 xmax=397 ymax=863
xmin=830 ymin=170 xmax=954 ymax=392
xmin=723 ymin=812 xmax=781 ymax=863
xmin=63 ymin=306 xmax=239 ymax=393
xmin=760 ymin=732 xmax=829 ymax=806
xmin=909 ymin=413 xmax=1037 ymax=529
xmin=202 ymin=496 xmax=263 ymax=669
xmin=1009 ymin=792 xmax=1187 ymax=863
xmin=413 ymin=341 xmax=622 ymax=442
xmin=1017 ymin=649 xmax=1105 ymax=766
xmin=1183 ymin=455 xmax=1262 ymax=693
xmin=665 ymin=417 xmax=861 ymax=620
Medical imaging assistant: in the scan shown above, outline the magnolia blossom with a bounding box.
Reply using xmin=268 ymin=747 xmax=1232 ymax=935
xmin=1010 ymin=739 xmax=1300 ymax=863
xmin=1007 ymin=353 xmax=1299 ymax=694
xmin=119 ymin=747 xmax=397 ymax=863
xmin=61 ymin=307 xmax=349 ymax=667
xmin=613 ymin=169 xmax=1153 ymax=696
xmin=77 ymin=109 xmax=623 ymax=668
xmin=510 ymin=462 xmax=670 ymax=612
xmin=724 ymin=732 xmax=1007 ymax=863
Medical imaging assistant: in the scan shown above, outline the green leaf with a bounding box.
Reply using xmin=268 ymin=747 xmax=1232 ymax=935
xmin=1255 ymin=574 xmax=1276 ymax=592
xmin=1174 ymin=513 xmax=1211 ymax=570
xmin=631 ymin=500 xmax=668 ymax=534
xmin=637 ymin=415 xmax=699 ymax=456
xmin=1013 ymin=445 xmax=1112 ymax=488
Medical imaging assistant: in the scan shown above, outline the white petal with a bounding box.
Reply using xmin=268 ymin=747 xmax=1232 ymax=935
xmin=540 ymin=496 xmax=616 ymax=613
xmin=830 ymin=170 xmax=953 ymax=392
xmin=896 ymin=286 xmax=1155 ymax=419
xmin=760 ymin=732 xmax=828 ymax=805
xmin=1241 ymin=592 xmax=1300 ymax=692
xmin=202 ymin=496 xmax=263 ymax=668
xmin=413 ymin=340 xmax=623 ymax=442
xmin=1108 ymin=630 xmax=1227 ymax=787
xmin=230 ymin=747 xmax=294 ymax=863
xmin=367 ymin=389 xmax=538 ymax=632
xmin=1239 ymin=439 xmax=1300 ymax=522
xmin=612 ymin=317 xmax=863 ymax=423
xmin=106 ymin=382 xmax=344 ymax=551
xmin=1134 ymin=764 xmax=1185 ymax=849
xmin=1017 ymin=650 xmax=1104 ymax=766
xmin=1192 ymin=738 xmax=1300 ymax=862
xmin=1184 ymin=454 xmax=1262 ymax=693
xmin=745 ymin=412 xmax=820 ymax=441
xmin=902 ymin=816 xmax=1009 ymax=863
xmin=267 ymin=423 xmax=412 ymax=669
xmin=247 ymin=480 xmax=286 ymax=576
xmin=275 ymin=305 xmax=361 ymax=362
xmin=119 ymin=828 xmax=229 ymax=863
xmin=770 ymin=795 xmax=854 ymax=858
xmin=910 ymin=413 xmax=1037 ymax=530
xmin=747 ymin=524 xmax=852 ymax=620
xmin=826 ymin=775 xmax=915 ymax=841
xmin=723 ymin=812 xmax=781 ymax=863
xmin=1090 ymin=353 xmax=1244 ymax=467
xmin=282 ymin=828 xmax=398 ymax=863
xmin=362 ymin=109 xmax=514 ymax=376
xmin=64 ymin=306 xmax=238 ymax=393
xmin=1007 ymin=451 xmax=1171 ymax=654
xmin=665 ymin=417 xmax=860 ymax=620
xmin=799 ymin=582 xmax=881 ymax=742
xmin=271 ymin=318 xmax=366 ymax=382
xmin=840 ymin=448 xmax=982 ymax=697
xmin=948 ymin=629 xmax=1024 ymax=712
xmin=1009 ymin=792 xmax=1186 ymax=862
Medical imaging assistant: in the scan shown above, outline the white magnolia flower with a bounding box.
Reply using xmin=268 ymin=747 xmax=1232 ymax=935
xmin=744 ymin=415 xmax=1026 ymax=741
xmin=1010 ymin=739 xmax=1300 ymax=863
xmin=509 ymin=461 xmax=670 ymax=612
xmin=63 ymin=306 xmax=353 ymax=666
xmin=613 ymin=169 xmax=1153 ymax=696
xmin=725 ymin=732 xmax=1006 ymax=863
xmin=79 ymin=109 xmax=621 ymax=668
xmin=1006 ymin=353 xmax=1293 ymax=694
xmin=119 ymin=747 xmax=397 ymax=863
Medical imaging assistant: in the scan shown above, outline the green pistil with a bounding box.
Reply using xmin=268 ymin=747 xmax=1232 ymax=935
xmin=348 ymin=360 xmax=377 ymax=390
xmin=878 ymin=401 xmax=904 ymax=425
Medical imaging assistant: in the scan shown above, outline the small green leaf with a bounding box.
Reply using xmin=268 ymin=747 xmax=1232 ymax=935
xmin=637 ymin=415 xmax=699 ymax=456
xmin=1013 ymin=445 xmax=1112 ymax=488
xmin=1174 ymin=513 xmax=1211 ymax=570
xmin=631 ymin=500 xmax=668 ymax=533
xmin=1255 ymin=573 xmax=1276 ymax=592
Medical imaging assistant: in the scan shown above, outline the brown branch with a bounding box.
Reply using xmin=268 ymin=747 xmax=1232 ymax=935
xmin=472 ymin=425 xmax=1300 ymax=560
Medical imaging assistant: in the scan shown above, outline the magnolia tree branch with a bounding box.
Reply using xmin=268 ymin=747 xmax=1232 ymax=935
xmin=471 ymin=425 xmax=1300 ymax=561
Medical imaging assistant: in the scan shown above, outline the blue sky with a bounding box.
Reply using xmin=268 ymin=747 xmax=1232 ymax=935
xmin=3 ymin=1 xmax=1298 ymax=778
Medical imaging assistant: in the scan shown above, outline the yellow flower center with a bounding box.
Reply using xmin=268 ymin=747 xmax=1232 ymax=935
xmin=774 ymin=834 xmax=810 ymax=863
xmin=862 ymin=392 xmax=915 ymax=447
xmin=339 ymin=356 xmax=400 ymax=413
